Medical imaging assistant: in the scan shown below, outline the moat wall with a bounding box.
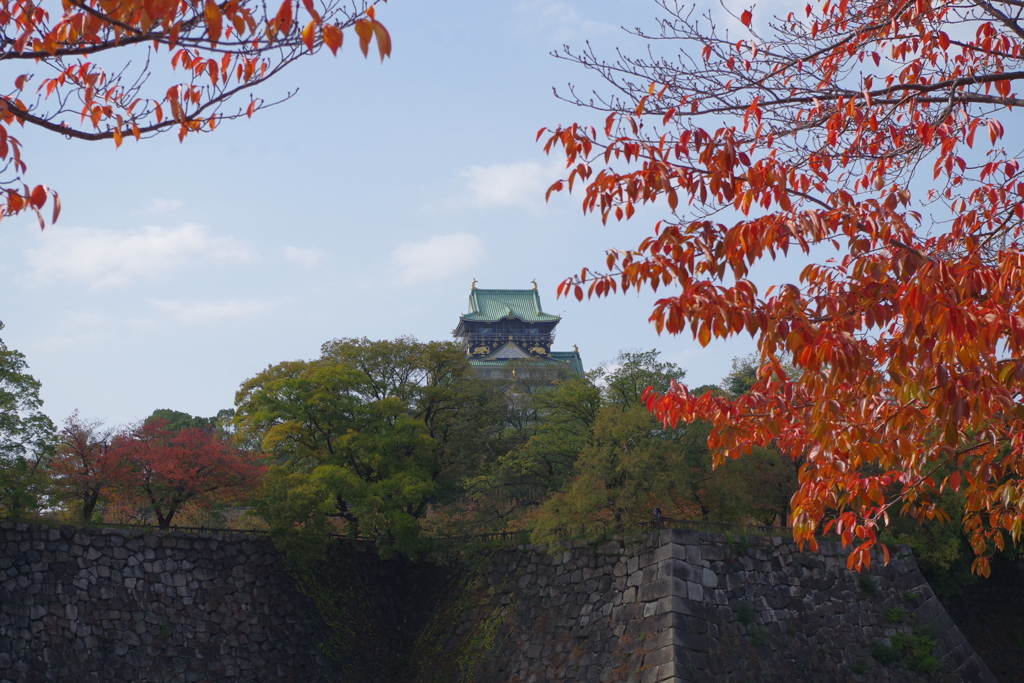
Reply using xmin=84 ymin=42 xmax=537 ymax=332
xmin=0 ymin=523 xmax=997 ymax=683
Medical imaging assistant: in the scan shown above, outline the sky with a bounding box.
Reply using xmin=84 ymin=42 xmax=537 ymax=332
xmin=0 ymin=0 xmax=775 ymax=427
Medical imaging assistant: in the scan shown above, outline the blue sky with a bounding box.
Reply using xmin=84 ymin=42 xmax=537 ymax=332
xmin=0 ymin=0 xmax=766 ymax=427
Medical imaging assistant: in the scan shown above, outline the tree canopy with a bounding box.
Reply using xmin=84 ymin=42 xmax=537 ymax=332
xmin=530 ymin=350 xmax=795 ymax=540
xmin=0 ymin=0 xmax=390 ymax=225
xmin=0 ymin=321 xmax=54 ymax=517
xmin=234 ymin=337 xmax=485 ymax=558
xmin=542 ymin=0 xmax=1024 ymax=573
xmin=49 ymin=411 xmax=114 ymax=521
xmin=106 ymin=418 xmax=264 ymax=528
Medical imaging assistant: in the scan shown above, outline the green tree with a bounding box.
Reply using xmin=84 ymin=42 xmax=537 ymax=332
xmin=235 ymin=337 xmax=481 ymax=559
xmin=530 ymin=350 xmax=692 ymax=538
xmin=531 ymin=352 xmax=798 ymax=539
xmin=595 ymin=349 xmax=685 ymax=408
xmin=462 ymin=375 xmax=602 ymax=531
xmin=0 ymin=322 xmax=55 ymax=517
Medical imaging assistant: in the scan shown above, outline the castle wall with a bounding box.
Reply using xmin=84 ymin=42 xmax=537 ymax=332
xmin=429 ymin=529 xmax=996 ymax=683
xmin=0 ymin=523 xmax=998 ymax=683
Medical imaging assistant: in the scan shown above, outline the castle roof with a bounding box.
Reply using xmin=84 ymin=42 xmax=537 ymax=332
xmin=460 ymin=288 xmax=561 ymax=324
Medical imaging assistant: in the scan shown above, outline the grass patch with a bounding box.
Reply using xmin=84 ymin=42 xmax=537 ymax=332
xmin=892 ymin=627 xmax=941 ymax=672
xmin=886 ymin=606 xmax=906 ymax=624
xmin=871 ymin=627 xmax=941 ymax=672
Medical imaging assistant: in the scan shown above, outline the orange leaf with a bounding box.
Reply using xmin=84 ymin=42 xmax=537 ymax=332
xmin=277 ymin=0 xmax=295 ymax=35
xmin=322 ymin=24 xmax=343 ymax=55
xmin=371 ymin=21 xmax=391 ymax=61
xmin=300 ymin=0 xmax=320 ymax=21
xmin=741 ymin=10 xmax=752 ymax=27
xmin=302 ymin=20 xmax=316 ymax=52
xmin=204 ymin=0 xmax=222 ymax=46
xmin=355 ymin=18 xmax=373 ymax=57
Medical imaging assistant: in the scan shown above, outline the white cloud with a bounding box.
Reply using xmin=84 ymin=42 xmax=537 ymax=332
xmin=459 ymin=160 xmax=563 ymax=211
xmin=284 ymin=246 xmax=325 ymax=267
xmin=391 ymin=234 xmax=483 ymax=285
xmin=146 ymin=199 xmax=183 ymax=214
xmin=515 ymin=2 xmax=616 ymax=43
xmin=151 ymin=299 xmax=276 ymax=324
xmin=25 ymin=223 xmax=256 ymax=290
xmin=37 ymin=312 xmax=110 ymax=352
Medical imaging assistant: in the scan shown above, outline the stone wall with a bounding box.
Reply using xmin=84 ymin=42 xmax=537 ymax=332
xmin=417 ymin=529 xmax=997 ymax=683
xmin=941 ymin=555 xmax=1024 ymax=683
xmin=0 ymin=523 xmax=331 ymax=682
xmin=1 ymin=522 xmax=998 ymax=683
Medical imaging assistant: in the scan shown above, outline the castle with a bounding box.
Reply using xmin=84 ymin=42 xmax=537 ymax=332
xmin=452 ymin=281 xmax=583 ymax=381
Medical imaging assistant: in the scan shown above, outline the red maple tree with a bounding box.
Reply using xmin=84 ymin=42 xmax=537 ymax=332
xmin=108 ymin=420 xmax=265 ymax=528
xmin=49 ymin=412 xmax=116 ymax=521
xmin=542 ymin=0 xmax=1024 ymax=573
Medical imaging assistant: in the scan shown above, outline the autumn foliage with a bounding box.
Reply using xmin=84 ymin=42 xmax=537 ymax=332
xmin=542 ymin=0 xmax=1024 ymax=573
xmin=106 ymin=419 xmax=265 ymax=527
xmin=49 ymin=412 xmax=115 ymax=521
xmin=0 ymin=0 xmax=391 ymax=226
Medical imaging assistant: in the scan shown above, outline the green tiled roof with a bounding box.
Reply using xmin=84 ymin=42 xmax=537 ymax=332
xmin=461 ymin=289 xmax=561 ymax=323
xmin=550 ymin=351 xmax=585 ymax=375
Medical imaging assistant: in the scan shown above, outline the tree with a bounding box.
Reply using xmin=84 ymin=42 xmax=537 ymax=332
xmin=49 ymin=411 xmax=115 ymax=521
xmin=462 ymin=375 xmax=602 ymax=531
xmin=0 ymin=0 xmax=391 ymax=225
xmin=596 ymin=349 xmax=685 ymax=408
xmin=542 ymin=0 xmax=1024 ymax=573
xmin=530 ymin=351 xmax=795 ymax=538
xmin=146 ymin=407 xmax=236 ymax=436
xmin=0 ymin=321 xmax=54 ymax=516
xmin=107 ymin=419 xmax=265 ymax=527
xmin=234 ymin=337 xmax=484 ymax=556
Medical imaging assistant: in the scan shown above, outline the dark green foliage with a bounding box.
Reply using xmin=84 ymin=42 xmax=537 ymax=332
xmin=736 ymin=602 xmax=755 ymax=626
xmin=886 ymin=606 xmax=906 ymax=624
xmin=146 ymin=408 xmax=237 ymax=436
xmin=881 ymin=492 xmax=978 ymax=597
xmin=461 ymin=375 xmax=601 ymax=531
xmin=892 ymin=628 xmax=941 ymax=672
xmin=857 ymin=574 xmax=878 ymax=597
xmin=871 ymin=628 xmax=940 ymax=672
xmin=0 ymin=321 xmax=55 ymax=517
xmin=530 ymin=350 xmax=798 ymax=541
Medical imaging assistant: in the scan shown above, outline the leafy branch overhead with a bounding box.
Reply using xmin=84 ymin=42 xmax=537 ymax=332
xmin=0 ymin=0 xmax=391 ymax=226
xmin=542 ymin=0 xmax=1024 ymax=574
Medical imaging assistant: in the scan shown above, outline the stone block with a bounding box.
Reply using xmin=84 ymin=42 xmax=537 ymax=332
xmin=638 ymin=577 xmax=686 ymax=603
